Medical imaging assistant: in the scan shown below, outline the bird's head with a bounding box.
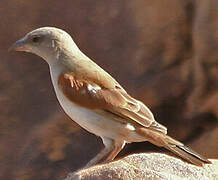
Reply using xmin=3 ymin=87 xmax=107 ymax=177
xmin=9 ymin=27 xmax=80 ymax=65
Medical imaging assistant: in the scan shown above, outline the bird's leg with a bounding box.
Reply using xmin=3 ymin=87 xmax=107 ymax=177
xmin=102 ymin=138 xmax=125 ymax=162
xmin=84 ymin=137 xmax=125 ymax=169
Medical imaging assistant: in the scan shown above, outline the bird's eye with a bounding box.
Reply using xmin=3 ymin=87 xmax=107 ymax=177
xmin=32 ymin=36 xmax=40 ymax=43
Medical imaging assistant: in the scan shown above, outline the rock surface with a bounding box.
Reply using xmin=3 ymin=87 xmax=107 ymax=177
xmin=65 ymin=153 xmax=218 ymax=180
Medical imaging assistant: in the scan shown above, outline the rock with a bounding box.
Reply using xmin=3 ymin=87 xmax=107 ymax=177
xmin=65 ymin=153 xmax=218 ymax=180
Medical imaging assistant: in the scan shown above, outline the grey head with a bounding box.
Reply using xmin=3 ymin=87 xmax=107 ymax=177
xmin=10 ymin=27 xmax=80 ymax=65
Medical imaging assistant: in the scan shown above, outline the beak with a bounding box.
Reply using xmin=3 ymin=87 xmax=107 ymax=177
xmin=9 ymin=37 xmax=27 ymax=52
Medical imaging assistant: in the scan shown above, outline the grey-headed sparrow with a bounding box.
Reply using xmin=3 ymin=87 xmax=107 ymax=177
xmin=10 ymin=27 xmax=211 ymax=167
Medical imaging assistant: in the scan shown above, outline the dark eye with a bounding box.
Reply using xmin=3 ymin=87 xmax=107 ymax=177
xmin=32 ymin=36 xmax=40 ymax=43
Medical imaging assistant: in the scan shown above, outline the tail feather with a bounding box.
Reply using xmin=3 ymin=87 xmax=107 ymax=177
xmin=164 ymin=141 xmax=211 ymax=166
xmin=164 ymin=135 xmax=211 ymax=166
xmin=136 ymin=128 xmax=211 ymax=166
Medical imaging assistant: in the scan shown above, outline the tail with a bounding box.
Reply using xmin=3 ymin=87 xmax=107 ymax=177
xmin=136 ymin=128 xmax=211 ymax=166
xmin=164 ymin=135 xmax=211 ymax=166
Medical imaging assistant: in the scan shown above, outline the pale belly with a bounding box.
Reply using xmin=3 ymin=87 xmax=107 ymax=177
xmin=56 ymin=86 xmax=125 ymax=139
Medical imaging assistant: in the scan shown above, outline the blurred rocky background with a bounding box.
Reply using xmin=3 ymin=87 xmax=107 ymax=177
xmin=0 ymin=0 xmax=217 ymax=179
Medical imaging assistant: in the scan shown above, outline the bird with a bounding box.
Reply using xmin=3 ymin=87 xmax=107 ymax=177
xmin=10 ymin=27 xmax=211 ymax=167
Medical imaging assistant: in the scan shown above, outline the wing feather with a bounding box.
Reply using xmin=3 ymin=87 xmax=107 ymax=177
xmin=58 ymin=72 xmax=167 ymax=133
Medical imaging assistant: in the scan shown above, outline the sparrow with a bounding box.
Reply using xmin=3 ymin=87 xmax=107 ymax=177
xmin=10 ymin=27 xmax=211 ymax=167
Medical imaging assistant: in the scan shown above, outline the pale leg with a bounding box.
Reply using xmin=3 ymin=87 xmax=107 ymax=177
xmin=84 ymin=137 xmax=125 ymax=168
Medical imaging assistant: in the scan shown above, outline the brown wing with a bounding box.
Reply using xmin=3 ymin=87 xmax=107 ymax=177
xmin=58 ymin=73 xmax=167 ymax=133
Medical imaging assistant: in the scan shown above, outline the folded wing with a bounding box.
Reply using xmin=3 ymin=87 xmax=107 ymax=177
xmin=58 ymin=72 xmax=167 ymax=134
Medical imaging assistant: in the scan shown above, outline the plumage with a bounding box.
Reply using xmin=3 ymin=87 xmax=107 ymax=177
xmin=58 ymin=72 xmax=167 ymax=133
xmin=10 ymin=27 xmax=211 ymax=168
